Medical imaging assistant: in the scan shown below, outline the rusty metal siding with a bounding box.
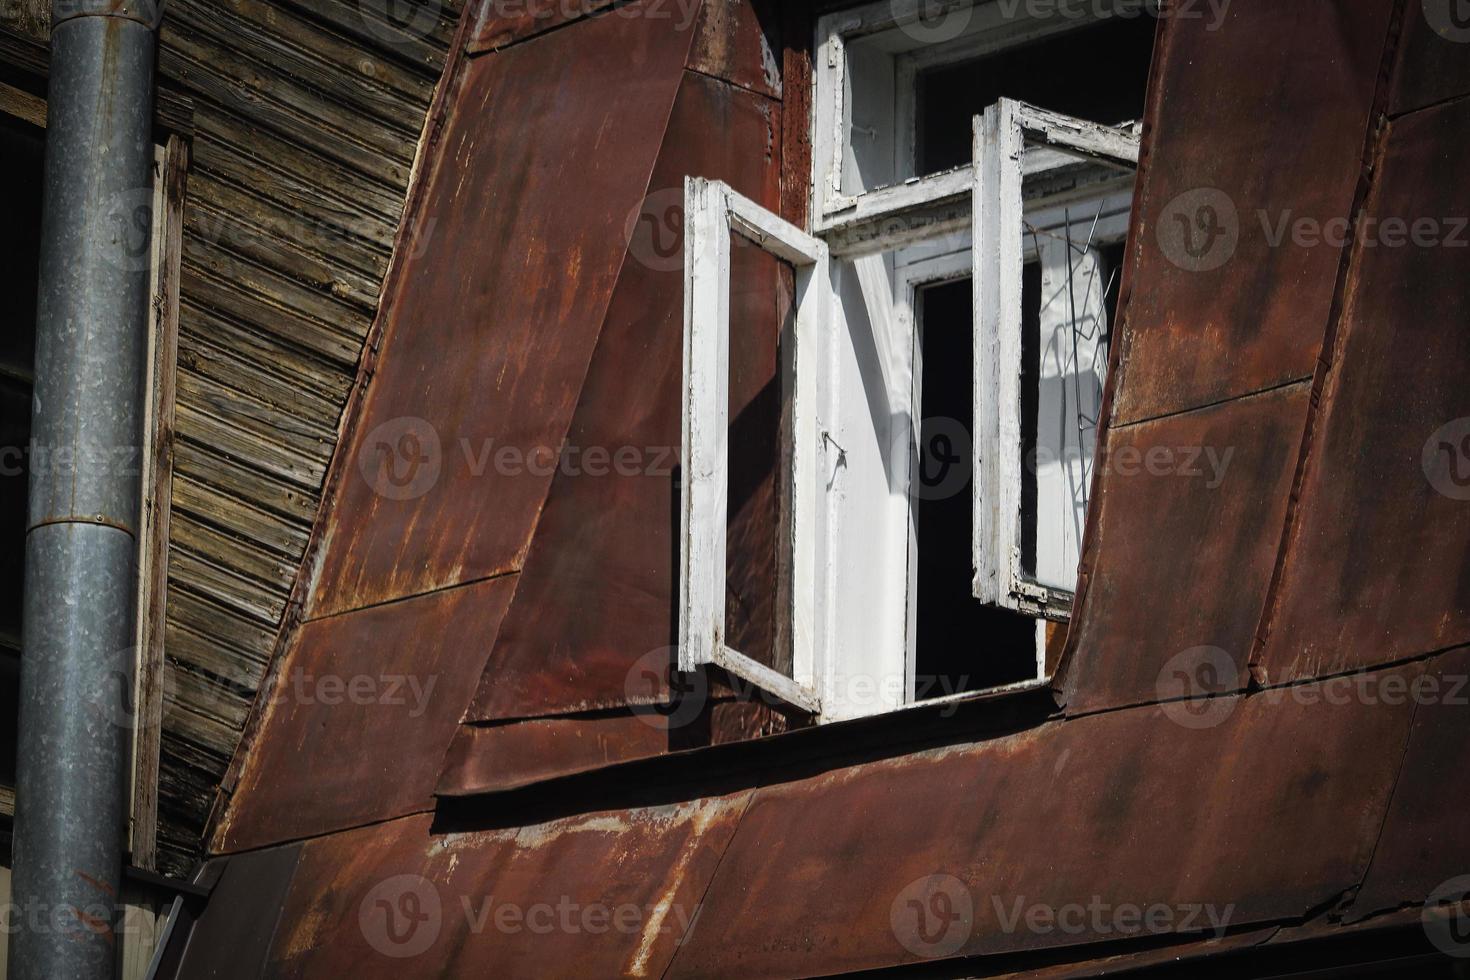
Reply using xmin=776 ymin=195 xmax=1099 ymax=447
xmin=1059 ymin=383 xmax=1309 ymax=715
xmin=307 ymin=2 xmax=698 ymax=620
xmin=1253 ymin=96 xmax=1470 ymax=685
xmin=1346 ymin=647 xmax=1470 ymax=921
xmin=164 ymin=0 xmax=1470 ymax=974
xmin=261 ymin=798 xmax=751 ymax=978
xmin=1390 ymin=0 xmax=1470 ymax=117
xmin=217 ymin=575 xmax=515 ymax=853
xmin=469 ymin=0 xmax=620 ymax=52
xmin=663 ymin=670 xmax=1420 ymax=977
xmin=463 ymin=67 xmax=786 ymax=724
xmin=173 ymin=847 xmax=301 ymax=979
xmin=1108 ymin=0 xmax=1393 ymax=425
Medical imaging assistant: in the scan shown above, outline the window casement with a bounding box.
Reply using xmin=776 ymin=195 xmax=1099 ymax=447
xmin=679 ymin=178 xmax=829 ymax=715
xmin=681 ymin=0 xmax=1146 ymax=722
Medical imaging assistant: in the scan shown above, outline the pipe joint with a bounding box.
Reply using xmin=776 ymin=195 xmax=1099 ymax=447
xmin=53 ymin=0 xmax=165 ymax=31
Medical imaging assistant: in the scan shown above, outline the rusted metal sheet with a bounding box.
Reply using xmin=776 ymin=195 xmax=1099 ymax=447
xmin=263 ymin=797 xmax=750 ymax=978
xmin=463 ymin=69 xmax=785 ymax=723
xmin=1254 ymin=99 xmax=1470 ymax=685
xmin=173 ymin=846 xmax=301 ymax=980
xmin=982 ymin=926 xmax=1278 ymax=979
xmin=688 ymin=0 xmax=781 ymax=99
xmin=665 ymin=667 xmax=1418 ymax=978
xmin=217 ymin=575 xmax=515 ymax=853
xmin=469 ymin=0 xmax=619 ymax=52
xmin=438 ymin=694 xmax=803 ymax=797
xmin=1109 ymin=0 xmax=1393 ymax=425
xmin=309 ymin=3 xmax=697 ymax=619
xmin=1390 ymin=0 xmax=1470 ymax=117
xmin=1347 ymin=646 xmax=1470 ymax=921
xmin=1059 ymin=383 xmax=1308 ymax=715
xmin=438 ymin=717 xmax=673 ymax=796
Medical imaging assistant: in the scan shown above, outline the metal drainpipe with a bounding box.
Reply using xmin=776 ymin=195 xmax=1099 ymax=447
xmin=9 ymin=2 xmax=159 ymax=978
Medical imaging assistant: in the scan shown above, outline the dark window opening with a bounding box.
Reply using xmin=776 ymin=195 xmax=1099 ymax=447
xmin=913 ymin=278 xmax=1038 ymax=699
xmin=916 ymin=16 xmax=1157 ymax=176
xmin=1 ymin=108 xmax=46 ymax=853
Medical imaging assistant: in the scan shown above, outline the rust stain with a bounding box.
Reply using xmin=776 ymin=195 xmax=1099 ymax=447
xmin=307 ymin=2 xmax=698 ymax=620
xmin=1109 ymin=0 xmax=1394 ymax=424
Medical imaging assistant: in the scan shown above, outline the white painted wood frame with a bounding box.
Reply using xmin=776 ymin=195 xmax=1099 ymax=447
xmin=972 ymin=99 xmax=1139 ymax=617
xmin=680 ymin=177 xmax=830 ymax=715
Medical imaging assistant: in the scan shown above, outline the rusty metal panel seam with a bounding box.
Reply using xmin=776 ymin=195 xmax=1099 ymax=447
xmin=1245 ymin=0 xmax=1410 ymax=682
xmin=203 ymin=0 xmax=481 ymax=855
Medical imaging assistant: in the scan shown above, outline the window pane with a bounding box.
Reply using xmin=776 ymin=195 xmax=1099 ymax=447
xmin=724 ymin=235 xmax=793 ymax=678
xmin=913 ymin=278 xmax=1039 ymax=699
xmin=916 ymin=16 xmax=1156 ymax=175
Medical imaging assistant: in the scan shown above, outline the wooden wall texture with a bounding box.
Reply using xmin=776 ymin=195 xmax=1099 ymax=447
xmin=0 ymin=0 xmax=462 ymax=876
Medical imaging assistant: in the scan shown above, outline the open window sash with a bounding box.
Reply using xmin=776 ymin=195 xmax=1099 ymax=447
xmin=972 ymin=99 xmax=1140 ymax=617
xmin=679 ymin=178 xmax=830 ymax=715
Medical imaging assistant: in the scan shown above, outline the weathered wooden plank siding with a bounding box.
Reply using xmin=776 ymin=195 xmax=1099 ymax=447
xmin=0 ymin=0 xmax=460 ymax=874
xmin=149 ymin=0 xmax=462 ymax=876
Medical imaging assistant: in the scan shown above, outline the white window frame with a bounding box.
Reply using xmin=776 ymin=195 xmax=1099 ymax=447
xmin=973 ymin=99 xmax=1139 ymax=616
xmin=811 ymin=0 xmax=1115 ymax=254
xmin=681 ymin=0 xmax=1146 ymax=720
xmin=679 ymin=177 xmax=830 ymax=715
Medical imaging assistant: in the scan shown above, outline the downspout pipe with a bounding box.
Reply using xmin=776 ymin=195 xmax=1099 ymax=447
xmin=9 ymin=2 xmax=159 ymax=978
